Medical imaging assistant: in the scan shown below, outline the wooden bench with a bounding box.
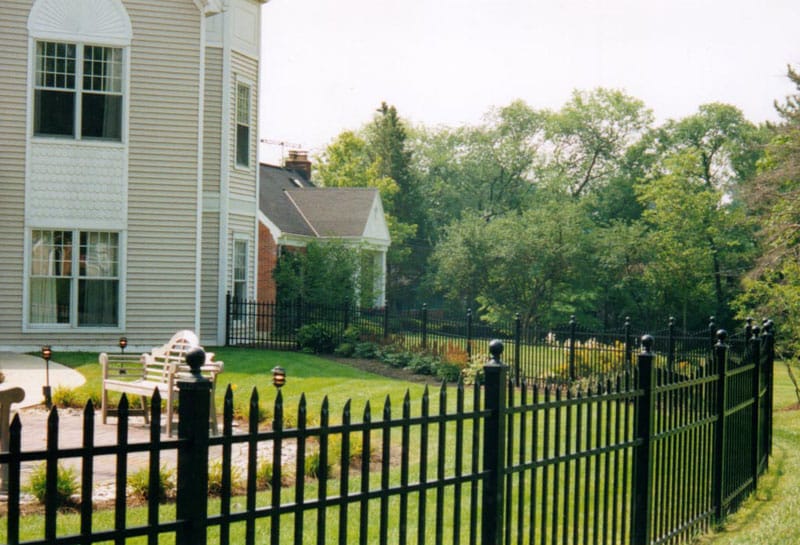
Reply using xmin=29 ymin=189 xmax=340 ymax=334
xmin=101 ymin=330 xmax=223 ymax=437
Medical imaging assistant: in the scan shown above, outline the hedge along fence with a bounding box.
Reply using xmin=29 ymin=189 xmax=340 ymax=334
xmin=0 ymin=323 xmax=775 ymax=545
xmin=226 ymin=295 xmax=756 ymax=387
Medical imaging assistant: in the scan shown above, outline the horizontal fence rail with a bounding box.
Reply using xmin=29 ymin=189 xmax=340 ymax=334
xmin=0 ymin=323 xmax=775 ymax=545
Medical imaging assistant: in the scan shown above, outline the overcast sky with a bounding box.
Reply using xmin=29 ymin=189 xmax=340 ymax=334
xmin=258 ymin=0 xmax=800 ymax=165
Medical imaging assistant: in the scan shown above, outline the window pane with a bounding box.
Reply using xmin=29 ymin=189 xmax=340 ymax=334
xmin=80 ymin=232 xmax=119 ymax=277
xmin=82 ymin=93 xmax=122 ymax=140
xmin=29 ymin=278 xmax=71 ymax=324
xmin=83 ymin=46 xmax=122 ymax=93
xmin=236 ymin=124 xmax=249 ymax=166
xmin=36 ymin=41 xmax=75 ymax=89
xmin=78 ymin=279 xmax=118 ymax=326
xmin=34 ymin=89 xmax=75 ymax=136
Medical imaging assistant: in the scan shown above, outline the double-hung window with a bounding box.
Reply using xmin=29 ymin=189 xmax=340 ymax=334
xmin=235 ymin=82 xmax=251 ymax=167
xmin=29 ymin=230 xmax=120 ymax=328
xmin=34 ymin=41 xmax=123 ymax=140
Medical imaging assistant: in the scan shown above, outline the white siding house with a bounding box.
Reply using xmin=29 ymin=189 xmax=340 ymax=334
xmin=0 ymin=0 xmax=268 ymax=351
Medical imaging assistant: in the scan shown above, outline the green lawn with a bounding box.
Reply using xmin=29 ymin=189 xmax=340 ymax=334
xmin=53 ymin=347 xmax=435 ymax=424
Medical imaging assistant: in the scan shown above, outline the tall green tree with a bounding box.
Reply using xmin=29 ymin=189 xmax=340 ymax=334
xmin=736 ymin=66 xmax=800 ymax=352
xmin=315 ymin=104 xmax=422 ymax=307
xmin=430 ymin=197 xmax=592 ymax=326
xmin=636 ymin=104 xmax=765 ymax=328
xmin=542 ymin=88 xmax=654 ymax=198
xmin=412 ymin=100 xmax=544 ymax=225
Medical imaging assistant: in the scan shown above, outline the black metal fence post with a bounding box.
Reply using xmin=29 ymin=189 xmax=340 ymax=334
xmin=466 ymin=309 xmax=473 ymax=360
xmin=176 ymin=348 xmax=212 ymax=545
xmin=568 ymin=315 xmax=577 ymax=380
xmin=383 ymin=301 xmax=390 ymax=341
xmin=225 ymin=291 xmax=231 ymax=346
xmin=482 ymin=340 xmax=507 ymax=545
xmin=750 ymin=322 xmax=761 ymax=489
xmin=624 ymin=316 xmax=632 ymax=369
xmin=631 ymin=335 xmax=655 ymax=545
xmin=421 ymin=303 xmax=428 ymax=350
xmin=712 ymin=329 xmax=729 ymax=523
xmin=514 ymin=313 xmax=522 ymax=387
xmin=762 ymin=320 xmax=775 ymax=460
xmin=667 ymin=316 xmax=676 ymax=372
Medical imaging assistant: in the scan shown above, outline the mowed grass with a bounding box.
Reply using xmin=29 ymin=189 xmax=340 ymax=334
xmin=52 ymin=347 xmax=435 ymax=422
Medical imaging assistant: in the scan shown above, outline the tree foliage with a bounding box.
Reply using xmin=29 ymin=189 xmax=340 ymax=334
xmin=736 ymin=66 xmax=800 ymax=352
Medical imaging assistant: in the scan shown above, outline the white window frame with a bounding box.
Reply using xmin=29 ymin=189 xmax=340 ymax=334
xmin=234 ymin=80 xmax=252 ymax=169
xmin=32 ymin=40 xmax=125 ymax=141
xmin=232 ymin=235 xmax=250 ymax=302
xmin=25 ymin=229 xmax=124 ymax=331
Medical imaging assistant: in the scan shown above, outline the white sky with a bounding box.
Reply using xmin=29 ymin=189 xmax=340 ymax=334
xmin=258 ymin=0 xmax=800 ymax=165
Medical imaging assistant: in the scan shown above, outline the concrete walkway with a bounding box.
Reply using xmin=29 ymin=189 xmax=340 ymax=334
xmin=0 ymin=351 xmax=86 ymax=409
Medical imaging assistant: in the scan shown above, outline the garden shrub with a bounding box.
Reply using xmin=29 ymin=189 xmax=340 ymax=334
xmin=208 ymin=459 xmax=243 ymax=496
xmin=461 ymin=356 xmax=485 ymax=385
xmin=408 ymin=354 xmax=437 ymax=375
xmin=334 ymin=342 xmax=355 ymax=357
xmin=342 ymin=325 xmax=363 ymax=345
xmin=256 ymin=458 xmax=273 ymax=489
xmin=296 ymin=323 xmax=336 ymax=354
xmin=353 ymin=341 xmax=379 ymax=359
xmin=26 ymin=461 xmax=78 ymax=508
xmin=304 ymin=449 xmax=331 ymax=480
xmin=128 ymin=465 xmax=175 ymax=503
xmin=435 ymin=362 xmax=462 ymax=383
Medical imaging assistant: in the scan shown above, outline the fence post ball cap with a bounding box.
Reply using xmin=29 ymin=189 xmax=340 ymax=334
xmin=185 ymin=347 xmax=206 ymax=376
xmin=272 ymin=366 xmax=286 ymax=388
xmin=640 ymin=335 xmax=654 ymax=353
xmin=489 ymin=339 xmax=504 ymax=362
xmin=716 ymin=329 xmax=728 ymax=344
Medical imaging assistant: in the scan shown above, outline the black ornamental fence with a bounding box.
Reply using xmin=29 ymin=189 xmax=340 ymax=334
xmin=226 ymin=296 xmax=749 ymax=388
xmin=0 ymin=321 xmax=775 ymax=544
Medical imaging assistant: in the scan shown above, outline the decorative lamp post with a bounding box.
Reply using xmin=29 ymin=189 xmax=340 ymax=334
xmin=271 ymin=366 xmax=286 ymax=389
xmin=41 ymin=345 xmax=52 ymax=409
xmin=119 ymin=336 xmax=128 ymax=354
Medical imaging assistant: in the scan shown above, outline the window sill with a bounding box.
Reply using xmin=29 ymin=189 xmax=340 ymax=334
xmin=31 ymin=136 xmax=125 ymax=149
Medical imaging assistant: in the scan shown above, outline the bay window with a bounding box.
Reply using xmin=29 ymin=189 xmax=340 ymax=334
xmin=34 ymin=41 xmax=123 ymax=140
xmin=29 ymin=230 xmax=120 ymax=328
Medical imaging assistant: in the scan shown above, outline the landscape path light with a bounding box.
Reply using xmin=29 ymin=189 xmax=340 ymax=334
xmin=41 ymin=345 xmax=52 ymax=409
xmin=119 ymin=336 xmax=128 ymax=354
xmin=271 ymin=366 xmax=286 ymax=389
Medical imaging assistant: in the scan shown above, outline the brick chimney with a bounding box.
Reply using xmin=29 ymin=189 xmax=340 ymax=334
xmin=284 ymin=150 xmax=311 ymax=180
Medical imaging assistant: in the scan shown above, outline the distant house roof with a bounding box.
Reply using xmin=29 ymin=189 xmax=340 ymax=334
xmin=258 ymin=163 xmax=390 ymax=244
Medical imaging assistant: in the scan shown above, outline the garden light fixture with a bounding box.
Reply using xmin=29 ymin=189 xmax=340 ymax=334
xmin=41 ymin=345 xmax=52 ymax=409
xmin=119 ymin=336 xmax=128 ymax=354
xmin=271 ymin=366 xmax=286 ymax=389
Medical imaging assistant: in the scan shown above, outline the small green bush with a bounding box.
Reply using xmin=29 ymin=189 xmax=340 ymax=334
xmin=408 ymin=354 xmax=437 ymax=375
xmin=296 ymin=323 xmax=336 ymax=354
xmin=208 ymin=459 xmax=243 ymax=496
xmin=353 ymin=341 xmax=379 ymax=359
xmin=435 ymin=362 xmax=462 ymax=383
xmin=256 ymin=458 xmax=273 ymax=489
xmin=26 ymin=462 xmax=78 ymax=508
xmin=304 ymin=449 xmax=331 ymax=480
xmin=379 ymin=350 xmax=411 ymax=368
xmin=334 ymin=342 xmax=355 ymax=357
xmin=461 ymin=357 xmax=485 ymax=385
xmin=342 ymin=325 xmax=363 ymax=345
xmin=128 ymin=465 xmax=175 ymax=503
